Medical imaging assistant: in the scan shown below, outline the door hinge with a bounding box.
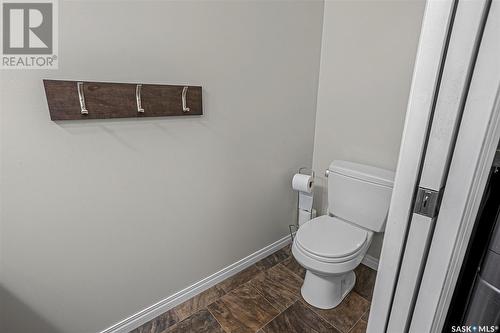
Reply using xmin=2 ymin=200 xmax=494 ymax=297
xmin=413 ymin=187 xmax=442 ymax=218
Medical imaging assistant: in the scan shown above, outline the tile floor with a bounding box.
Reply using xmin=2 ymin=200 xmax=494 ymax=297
xmin=130 ymin=245 xmax=376 ymax=333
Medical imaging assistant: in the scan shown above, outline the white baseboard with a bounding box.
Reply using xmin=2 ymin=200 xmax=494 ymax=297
xmin=362 ymin=254 xmax=379 ymax=271
xmin=99 ymin=234 xmax=293 ymax=333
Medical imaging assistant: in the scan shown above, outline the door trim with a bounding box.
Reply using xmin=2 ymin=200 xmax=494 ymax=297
xmin=367 ymin=1 xmax=456 ymax=331
xmin=387 ymin=0 xmax=492 ymax=330
xmin=410 ymin=1 xmax=500 ymax=330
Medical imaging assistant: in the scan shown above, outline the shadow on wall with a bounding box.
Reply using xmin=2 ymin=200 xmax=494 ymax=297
xmin=0 ymin=285 xmax=62 ymax=333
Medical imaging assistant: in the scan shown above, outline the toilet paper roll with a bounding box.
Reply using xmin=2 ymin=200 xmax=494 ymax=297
xmin=299 ymin=192 xmax=314 ymax=211
xmin=298 ymin=208 xmax=317 ymax=227
xmin=292 ymin=174 xmax=314 ymax=193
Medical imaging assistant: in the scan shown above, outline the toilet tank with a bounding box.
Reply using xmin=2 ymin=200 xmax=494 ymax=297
xmin=328 ymin=160 xmax=395 ymax=232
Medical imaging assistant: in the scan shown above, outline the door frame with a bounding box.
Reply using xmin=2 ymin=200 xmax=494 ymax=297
xmin=388 ymin=0 xmax=491 ymax=330
xmin=368 ymin=0 xmax=500 ymax=331
xmin=410 ymin=1 xmax=500 ymax=330
xmin=367 ymin=0 xmax=456 ymax=331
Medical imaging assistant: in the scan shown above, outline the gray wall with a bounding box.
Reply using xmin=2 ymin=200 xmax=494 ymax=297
xmin=312 ymin=0 xmax=426 ymax=258
xmin=0 ymin=1 xmax=324 ymax=332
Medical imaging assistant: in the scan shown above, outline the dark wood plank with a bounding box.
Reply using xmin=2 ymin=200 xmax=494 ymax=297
xmin=173 ymin=285 xmax=225 ymax=322
xmin=307 ymin=292 xmax=370 ymax=333
xmin=43 ymin=80 xmax=202 ymax=120
xmin=261 ymin=301 xmax=339 ymax=333
xmin=166 ymin=309 xmax=224 ymax=333
xmin=249 ymin=264 xmax=302 ymax=311
xmin=207 ymin=284 xmax=279 ymax=333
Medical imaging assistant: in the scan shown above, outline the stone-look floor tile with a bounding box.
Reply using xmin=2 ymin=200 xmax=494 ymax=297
xmin=250 ymin=264 xmax=303 ymax=311
xmin=282 ymin=244 xmax=292 ymax=257
xmin=261 ymin=301 xmax=339 ymax=333
xmin=361 ymin=306 xmax=370 ymax=321
xmin=165 ymin=309 xmax=225 ymax=333
xmin=130 ymin=309 xmax=179 ymax=333
xmin=281 ymin=256 xmax=306 ymax=279
xmin=349 ymin=319 xmax=367 ymax=333
xmin=217 ymin=264 xmax=262 ymax=293
xmin=255 ymin=248 xmax=290 ymax=271
xmin=173 ymin=285 xmax=226 ymax=321
xmin=353 ymin=264 xmax=377 ymax=301
xmin=308 ymin=292 xmax=370 ymax=333
xmin=208 ymin=284 xmax=280 ymax=333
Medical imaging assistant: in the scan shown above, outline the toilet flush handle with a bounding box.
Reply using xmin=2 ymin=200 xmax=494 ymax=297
xmin=325 ymin=169 xmax=330 ymax=177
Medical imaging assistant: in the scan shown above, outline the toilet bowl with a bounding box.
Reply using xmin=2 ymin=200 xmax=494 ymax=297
xmin=292 ymin=216 xmax=373 ymax=308
xmin=292 ymin=160 xmax=394 ymax=309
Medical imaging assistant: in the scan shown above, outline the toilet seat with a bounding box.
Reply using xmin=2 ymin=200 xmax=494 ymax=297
xmin=295 ymin=215 xmax=368 ymax=263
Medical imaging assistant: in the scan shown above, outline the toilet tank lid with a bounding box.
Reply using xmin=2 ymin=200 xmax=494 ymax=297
xmin=328 ymin=160 xmax=395 ymax=187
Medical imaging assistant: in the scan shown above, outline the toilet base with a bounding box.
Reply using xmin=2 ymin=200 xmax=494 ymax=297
xmin=301 ymin=270 xmax=356 ymax=309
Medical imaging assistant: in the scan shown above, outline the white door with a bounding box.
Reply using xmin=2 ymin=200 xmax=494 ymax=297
xmin=410 ymin=1 xmax=500 ymax=331
xmin=367 ymin=0 xmax=494 ymax=331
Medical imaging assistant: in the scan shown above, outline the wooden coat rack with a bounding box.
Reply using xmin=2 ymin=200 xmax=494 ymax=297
xmin=43 ymin=80 xmax=202 ymax=120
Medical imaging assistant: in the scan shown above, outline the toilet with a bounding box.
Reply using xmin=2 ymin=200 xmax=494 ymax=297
xmin=292 ymin=160 xmax=395 ymax=309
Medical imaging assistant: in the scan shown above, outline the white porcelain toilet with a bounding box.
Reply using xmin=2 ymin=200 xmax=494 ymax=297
xmin=292 ymin=160 xmax=395 ymax=309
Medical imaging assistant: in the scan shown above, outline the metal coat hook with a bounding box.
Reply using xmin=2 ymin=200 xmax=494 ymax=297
xmin=136 ymin=84 xmax=144 ymax=113
xmin=77 ymin=82 xmax=88 ymax=115
xmin=182 ymin=86 xmax=190 ymax=112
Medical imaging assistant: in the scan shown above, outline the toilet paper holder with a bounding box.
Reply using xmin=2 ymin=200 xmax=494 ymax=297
xmin=289 ymin=167 xmax=315 ymax=241
xmin=298 ymin=167 xmax=315 ymax=180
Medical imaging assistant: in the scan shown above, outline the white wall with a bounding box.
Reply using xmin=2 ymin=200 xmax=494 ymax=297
xmin=312 ymin=0 xmax=426 ymax=258
xmin=0 ymin=1 xmax=324 ymax=332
